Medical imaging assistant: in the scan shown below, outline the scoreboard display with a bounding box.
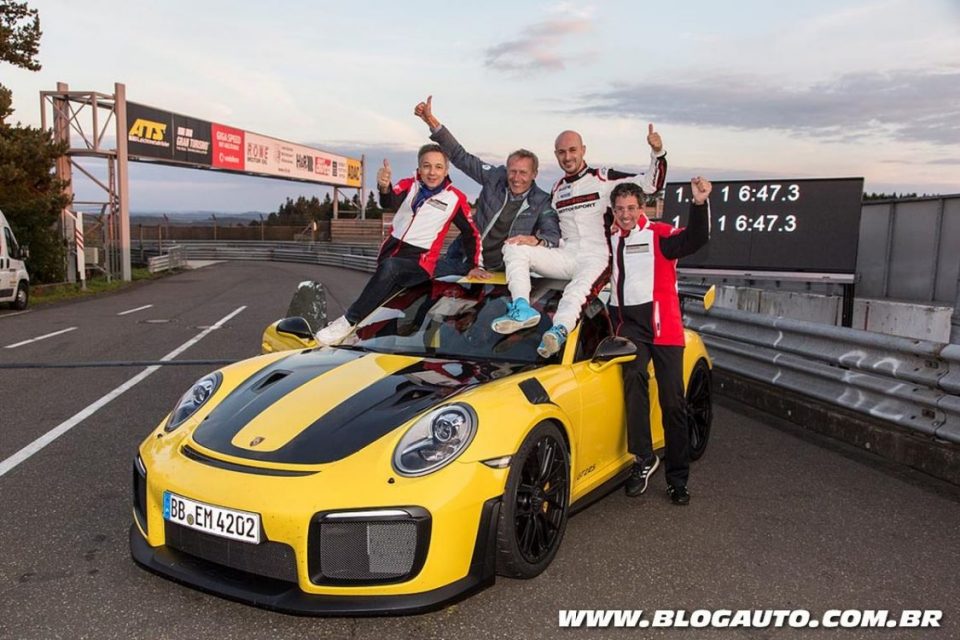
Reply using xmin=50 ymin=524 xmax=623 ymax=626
xmin=662 ymin=178 xmax=864 ymax=274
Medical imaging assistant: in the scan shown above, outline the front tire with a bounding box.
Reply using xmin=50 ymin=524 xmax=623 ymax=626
xmin=687 ymin=360 xmax=712 ymax=461
xmin=12 ymin=281 xmax=28 ymax=310
xmin=496 ymin=421 xmax=570 ymax=579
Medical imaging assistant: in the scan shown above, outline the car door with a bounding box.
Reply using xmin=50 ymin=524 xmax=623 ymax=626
xmin=0 ymin=225 xmax=12 ymax=299
xmin=568 ymin=303 xmax=631 ymax=499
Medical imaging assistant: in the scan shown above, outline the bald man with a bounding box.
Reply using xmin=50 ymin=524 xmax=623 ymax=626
xmin=493 ymin=126 xmax=668 ymax=358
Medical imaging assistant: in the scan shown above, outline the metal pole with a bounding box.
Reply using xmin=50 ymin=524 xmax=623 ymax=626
xmin=333 ymin=187 xmax=339 ymax=219
xmin=114 ymin=83 xmax=132 ymax=281
xmin=359 ymin=154 xmax=366 ymax=220
xmin=54 ymin=82 xmax=77 ymax=283
xmin=841 ymin=283 xmax=855 ymax=328
xmin=951 ymin=273 xmax=960 ymax=344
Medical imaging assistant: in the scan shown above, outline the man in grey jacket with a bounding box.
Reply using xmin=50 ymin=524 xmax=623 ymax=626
xmin=414 ymin=96 xmax=560 ymax=278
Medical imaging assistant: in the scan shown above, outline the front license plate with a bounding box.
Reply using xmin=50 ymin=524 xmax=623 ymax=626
xmin=163 ymin=491 xmax=261 ymax=544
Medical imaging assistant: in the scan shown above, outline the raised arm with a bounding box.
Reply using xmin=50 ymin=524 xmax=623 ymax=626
xmin=603 ymin=123 xmax=668 ymax=195
xmin=377 ymin=159 xmax=410 ymax=210
xmin=415 ymin=95 xmax=497 ymax=187
xmin=660 ymin=177 xmax=712 ymax=260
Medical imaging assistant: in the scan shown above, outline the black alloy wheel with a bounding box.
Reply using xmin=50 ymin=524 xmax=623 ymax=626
xmin=686 ymin=360 xmax=712 ymax=461
xmin=496 ymin=421 xmax=570 ymax=578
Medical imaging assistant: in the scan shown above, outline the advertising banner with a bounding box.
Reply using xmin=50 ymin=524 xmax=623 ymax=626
xmin=125 ymin=101 xmax=361 ymax=188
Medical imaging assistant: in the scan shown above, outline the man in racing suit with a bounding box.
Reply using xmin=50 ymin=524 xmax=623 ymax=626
xmin=609 ymin=178 xmax=711 ymax=505
xmin=316 ymin=144 xmax=481 ymax=346
xmin=413 ymin=95 xmax=561 ymax=277
xmin=493 ymin=125 xmax=667 ymax=358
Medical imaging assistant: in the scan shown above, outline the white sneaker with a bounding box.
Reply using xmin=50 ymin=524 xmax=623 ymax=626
xmin=315 ymin=315 xmax=354 ymax=346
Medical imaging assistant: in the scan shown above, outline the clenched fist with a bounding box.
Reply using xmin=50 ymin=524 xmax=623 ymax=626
xmin=647 ymin=123 xmax=663 ymax=154
xmin=691 ymin=177 xmax=712 ymax=205
xmin=377 ymin=158 xmax=392 ymax=192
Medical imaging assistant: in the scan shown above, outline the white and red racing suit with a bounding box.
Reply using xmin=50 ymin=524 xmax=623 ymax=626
xmin=503 ymin=149 xmax=667 ymax=330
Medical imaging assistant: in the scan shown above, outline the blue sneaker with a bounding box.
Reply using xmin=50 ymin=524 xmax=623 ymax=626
xmin=491 ymin=298 xmax=541 ymax=334
xmin=537 ymin=324 xmax=568 ymax=358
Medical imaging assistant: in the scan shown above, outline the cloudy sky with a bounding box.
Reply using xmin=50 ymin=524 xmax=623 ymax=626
xmin=4 ymin=0 xmax=959 ymax=212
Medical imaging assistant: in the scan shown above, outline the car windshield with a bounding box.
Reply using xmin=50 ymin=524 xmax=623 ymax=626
xmin=349 ymin=279 xmax=562 ymax=364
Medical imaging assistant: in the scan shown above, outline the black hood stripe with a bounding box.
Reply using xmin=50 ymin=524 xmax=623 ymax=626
xmin=192 ymin=348 xmax=363 ymax=454
xmin=191 ymin=352 xmax=532 ymax=466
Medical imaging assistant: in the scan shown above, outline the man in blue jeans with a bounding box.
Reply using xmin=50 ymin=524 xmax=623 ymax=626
xmin=315 ymin=144 xmax=481 ymax=346
xmin=414 ymin=95 xmax=560 ymax=278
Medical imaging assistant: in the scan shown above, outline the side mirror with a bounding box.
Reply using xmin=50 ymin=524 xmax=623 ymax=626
xmin=262 ymin=317 xmax=318 ymax=354
xmin=19 ymin=245 xmax=29 ymax=260
xmin=589 ymin=336 xmax=637 ymax=372
xmin=285 ymin=281 xmax=327 ymax=336
xmin=277 ymin=316 xmax=314 ymax=340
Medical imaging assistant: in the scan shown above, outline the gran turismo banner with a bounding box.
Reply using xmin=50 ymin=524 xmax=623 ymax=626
xmin=125 ymin=101 xmax=361 ymax=188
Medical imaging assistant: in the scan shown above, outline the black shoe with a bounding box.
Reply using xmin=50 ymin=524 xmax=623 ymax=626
xmin=667 ymin=484 xmax=690 ymax=506
xmin=625 ymin=455 xmax=660 ymax=497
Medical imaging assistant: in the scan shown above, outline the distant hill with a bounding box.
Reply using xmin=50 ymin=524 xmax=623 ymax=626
xmin=130 ymin=211 xmax=266 ymax=226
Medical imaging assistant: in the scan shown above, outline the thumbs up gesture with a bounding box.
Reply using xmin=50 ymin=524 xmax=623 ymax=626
xmin=414 ymin=95 xmax=440 ymax=129
xmin=377 ymin=159 xmax=392 ymax=192
xmin=647 ymin=123 xmax=663 ymax=153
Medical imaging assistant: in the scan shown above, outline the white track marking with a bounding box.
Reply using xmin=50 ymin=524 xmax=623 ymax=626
xmin=0 ymin=310 xmax=32 ymax=320
xmin=4 ymin=327 xmax=78 ymax=349
xmin=0 ymin=306 xmax=246 ymax=478
xmin=117 ymin=304 xmax=153 ymax=316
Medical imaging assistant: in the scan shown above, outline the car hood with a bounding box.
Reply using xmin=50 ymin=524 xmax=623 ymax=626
xmin=190 ymin=347 xmax=532 ymax=465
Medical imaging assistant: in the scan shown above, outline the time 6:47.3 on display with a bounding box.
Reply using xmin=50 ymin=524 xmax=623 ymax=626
xmin=669 ymin=213 xmax=798 ymax=233
xmin=675 ymin=183 xmax=800 ymax=204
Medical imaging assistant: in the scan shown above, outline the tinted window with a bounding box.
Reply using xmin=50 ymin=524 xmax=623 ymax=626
xmin=574 ymin=299 xmax=613 ymax=362
xmin=351 ymin=280 xmax=563 ymax=364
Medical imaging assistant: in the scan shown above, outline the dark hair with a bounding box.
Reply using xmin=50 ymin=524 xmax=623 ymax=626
xmin=610 ymin=182 xmax=645 ymax=206
xmin=418 ymin=143 xmax=448 ymax=164
xmin=507 ymin=148 xmax=539 ymax=173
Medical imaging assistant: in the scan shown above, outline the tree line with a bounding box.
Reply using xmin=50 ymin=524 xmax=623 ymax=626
xmin=254 ymin=191 xmax=384 ymax=227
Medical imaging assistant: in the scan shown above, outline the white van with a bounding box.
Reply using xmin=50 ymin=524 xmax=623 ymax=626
xmin=0 ymin=209 xmax=30 ymax=310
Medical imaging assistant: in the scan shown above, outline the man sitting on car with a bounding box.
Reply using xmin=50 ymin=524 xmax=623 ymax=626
xmin=315 ymin=145 xmax=482 ymax=346
xmin=413 ymin=95 xmax=560 ymax=278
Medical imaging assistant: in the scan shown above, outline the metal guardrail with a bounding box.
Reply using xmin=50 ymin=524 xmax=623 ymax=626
xmin=147 ymin=246 xmax=186 ymax=273
xmin=138 ymin=240 xmax=378 ymax=273
xmin=685 ymin=305 xmax=960 ymax=444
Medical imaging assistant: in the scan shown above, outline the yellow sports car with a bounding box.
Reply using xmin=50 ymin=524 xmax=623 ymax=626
xmin=130 ymin=275 xmax=713 ymax=615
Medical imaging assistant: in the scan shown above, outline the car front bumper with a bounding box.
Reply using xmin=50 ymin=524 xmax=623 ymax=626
xmin=130 ymin=495 xmax=501 ymax=616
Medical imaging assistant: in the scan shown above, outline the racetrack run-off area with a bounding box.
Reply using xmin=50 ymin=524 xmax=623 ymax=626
xmin=1 ymin=261 xmax=958 ymax=640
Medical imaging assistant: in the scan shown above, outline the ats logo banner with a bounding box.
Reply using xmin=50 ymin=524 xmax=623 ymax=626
xmin=126 ymin=102 xmax=173 ymax=161
xmin=212 ymin=124 xmax=245 ymax=170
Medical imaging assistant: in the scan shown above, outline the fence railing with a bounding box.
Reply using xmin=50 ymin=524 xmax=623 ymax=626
xmin=138 ymin=240 xmax=378 ymax=273
xmin=147 ymin=246 xmax=186 ymax=273
xmin=685 ymin=304 xmax=960 ymax=444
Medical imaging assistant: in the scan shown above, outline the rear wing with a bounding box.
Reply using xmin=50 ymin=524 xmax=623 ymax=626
xmin=678 ymin=283 xmax=716 ymax=312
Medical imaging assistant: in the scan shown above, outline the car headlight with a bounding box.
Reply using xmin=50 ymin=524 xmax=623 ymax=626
xmin=165 ymin=372 xmax=222 ymax=432
xmin=393 ymin=403 xmax=477 ymax=477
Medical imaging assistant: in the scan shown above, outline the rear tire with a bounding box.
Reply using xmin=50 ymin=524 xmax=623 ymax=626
xmin=496 ymin=421 xmax=570 ymax=579
xmin=686 ymin=360 xmax=712 ymax=461
xmin=12 ymin=281 xmax=28 ymax=310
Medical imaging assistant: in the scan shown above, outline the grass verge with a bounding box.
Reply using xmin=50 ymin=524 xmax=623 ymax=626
xmin=31 ymin=268 xmax=177 ymax=305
